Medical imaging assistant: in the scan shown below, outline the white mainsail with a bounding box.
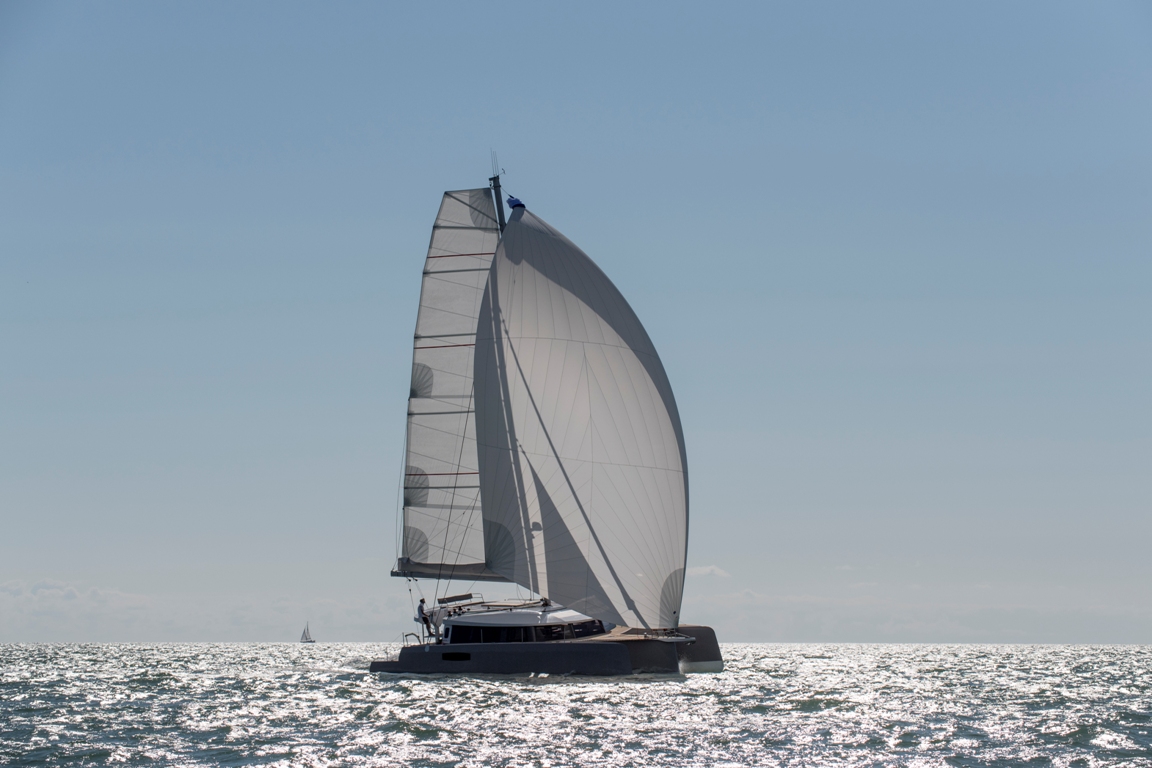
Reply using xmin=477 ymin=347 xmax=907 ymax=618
xmin=474 ymin=205 xmax=689 ymax=629
xmin=393 ymin=188 xmax=509 ymax=582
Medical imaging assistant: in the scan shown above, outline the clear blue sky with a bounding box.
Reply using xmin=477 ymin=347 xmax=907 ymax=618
xmin=2 ymin=1 xmax=1149 ymax=642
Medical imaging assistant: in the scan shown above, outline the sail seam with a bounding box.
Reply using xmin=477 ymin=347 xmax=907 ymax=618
xmin=498 ymin=312 xmax=648 ymax=627
xmin=592 ymin=345 xmax=673 ymax=592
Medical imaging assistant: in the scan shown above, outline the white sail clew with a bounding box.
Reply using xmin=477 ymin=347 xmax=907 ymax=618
xmin=474 ymin=206 xmax=689 ymax=629
xmin=394 ymin=188 xmax=509 ymax=582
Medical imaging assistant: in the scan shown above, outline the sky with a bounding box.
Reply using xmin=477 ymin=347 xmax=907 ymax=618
xmin=1 ymin=1 xmax=1150 ymax=643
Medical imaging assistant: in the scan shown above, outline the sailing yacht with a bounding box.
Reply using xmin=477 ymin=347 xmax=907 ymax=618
xmin=370 ymin=175 xmax=722 ymax=675
xmin=300 ymin=623 xmax=315 ymax=644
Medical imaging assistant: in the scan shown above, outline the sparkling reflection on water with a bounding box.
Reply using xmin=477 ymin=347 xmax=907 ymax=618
xmin=2 ymin=643 xmax=1150 ymax=766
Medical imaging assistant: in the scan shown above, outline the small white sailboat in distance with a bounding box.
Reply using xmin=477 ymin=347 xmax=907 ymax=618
xmin=300 ymin=623 xmax=316 ymax=644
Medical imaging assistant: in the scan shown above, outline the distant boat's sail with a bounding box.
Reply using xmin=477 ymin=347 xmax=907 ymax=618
xmin=393 ymin=189 xmax=510 ymax=583
xmin=300 ymin=623 xmax=314 ymax=643
xmin=474 ymin=206 xmax=689 ymax=629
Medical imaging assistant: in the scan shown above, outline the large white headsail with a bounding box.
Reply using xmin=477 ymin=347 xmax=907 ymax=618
xmin=394 ymin=188 xmax=508 ymax=583
xmin=474 ymin=206 xmax=689 ymax=629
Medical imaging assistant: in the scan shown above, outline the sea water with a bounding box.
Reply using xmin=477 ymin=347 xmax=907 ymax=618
xmin=2 ymin=643 xmax=1149 ymax=766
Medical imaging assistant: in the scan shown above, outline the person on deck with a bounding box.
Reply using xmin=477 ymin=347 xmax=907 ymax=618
xmin=417 ymin=598 xmax=434 ymax=638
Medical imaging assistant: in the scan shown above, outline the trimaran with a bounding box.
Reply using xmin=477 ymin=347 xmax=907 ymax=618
xmin=370 ymin=173 xmax=722 ymax=674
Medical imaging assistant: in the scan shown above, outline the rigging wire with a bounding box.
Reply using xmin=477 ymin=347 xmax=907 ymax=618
xmin=433 ymin=376 xmax=478 ymax=604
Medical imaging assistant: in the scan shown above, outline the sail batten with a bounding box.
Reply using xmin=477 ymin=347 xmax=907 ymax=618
xmin=391 ymin=558 xmax=509 ymax=582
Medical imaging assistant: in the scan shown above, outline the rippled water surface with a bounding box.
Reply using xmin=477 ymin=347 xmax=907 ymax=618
xmin=2 ymin=644 xmax=1150 ymax=766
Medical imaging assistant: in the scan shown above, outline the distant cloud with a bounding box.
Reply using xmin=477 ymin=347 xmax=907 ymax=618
xmin=0 ymin=579 xmax=154 ymax=641
xmin=676 ymin=587 xmax=1152 ymax=643
xmin=686 ymin=565 xmax=731 ymax=578
xmin=0 ymin=578 xmax=414 ymax=642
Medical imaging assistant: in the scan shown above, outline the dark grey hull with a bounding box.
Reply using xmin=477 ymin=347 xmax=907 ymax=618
xmin=676 ymin=625 xmax=724 ymax=672
xmin=370 ymin=640 xmax=636 ymax=675
xmin=369 ymin=624 xmax=723 ymax=676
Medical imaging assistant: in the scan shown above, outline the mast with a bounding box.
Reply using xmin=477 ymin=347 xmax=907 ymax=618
xmin=490 ymin=174 xmax=507 ymax=232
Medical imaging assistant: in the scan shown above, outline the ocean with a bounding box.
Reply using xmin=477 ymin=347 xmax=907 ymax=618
xmin=2 ymin=643 xmax=1149 ymax=766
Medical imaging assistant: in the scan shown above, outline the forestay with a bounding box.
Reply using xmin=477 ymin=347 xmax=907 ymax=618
xmin=474 ymin=206 xmax=689 ymax=629
xmin=394 ymin=189 xmax=508 ymax=582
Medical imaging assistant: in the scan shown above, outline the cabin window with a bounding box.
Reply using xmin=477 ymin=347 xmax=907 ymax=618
xmin=534 ymin=625 xmax=573 ymax=642
xmin=447 ymin=622 xmax=601 ymax=643
xmin=483 ymin=626 xmax=530 ymax=643
xmin=570 ymin=620 xmax=605 ymax=638
xmin=448 ymin=625 xmax=533 ymax=644
xmin=449 ymin=625 xmax=479 ymax=644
